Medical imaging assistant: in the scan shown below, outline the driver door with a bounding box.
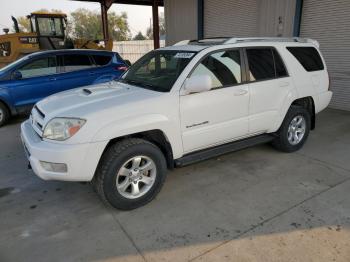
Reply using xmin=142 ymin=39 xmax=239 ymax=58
xmin=180 ymin=49 xmax=250 ymax=153
xmin=6 ymin=55 xmax=58 ymax=112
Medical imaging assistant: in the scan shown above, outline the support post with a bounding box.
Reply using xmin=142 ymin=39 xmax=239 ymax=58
xmin=197 ymin=0 xmax=204 ymax=40
xmin=100 ymin=0 xmax=113 ymax=41
xmin=293 ymin=0 xmax=303 ymax=37
xmin=152 ymin=0 xmax=160 ymax=49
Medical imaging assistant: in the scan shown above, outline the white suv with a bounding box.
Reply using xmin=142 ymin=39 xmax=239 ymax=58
xmin=21 ymin=37 xmax=332 ymax=210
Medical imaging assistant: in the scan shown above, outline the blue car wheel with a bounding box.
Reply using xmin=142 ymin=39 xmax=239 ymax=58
xmin=0 ymin=102 xmax=10 ymax=127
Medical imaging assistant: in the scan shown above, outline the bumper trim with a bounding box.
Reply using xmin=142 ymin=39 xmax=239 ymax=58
xmin=21 ymin=120 xmax=108 ymax=182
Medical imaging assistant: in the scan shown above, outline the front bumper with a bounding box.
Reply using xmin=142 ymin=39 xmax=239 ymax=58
xmin=21 ymin=120 xmax=108 ymax=181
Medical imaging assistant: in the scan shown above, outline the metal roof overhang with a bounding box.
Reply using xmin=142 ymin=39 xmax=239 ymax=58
xmin=70 ymin=0 xmax=163 ymax=7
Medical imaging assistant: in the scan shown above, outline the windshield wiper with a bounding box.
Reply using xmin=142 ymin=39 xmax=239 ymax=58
xmin=118 ymin=79 xmax=158 ymax=91
xmin=117 ymin=78 xmax=138 ymax=86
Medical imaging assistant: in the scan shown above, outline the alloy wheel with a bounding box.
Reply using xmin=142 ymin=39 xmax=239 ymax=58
xmin=116 ymin=155 xmax=157 ymax=199
xmin=287 ymin=115 xmax=306 ymax=145
xmin=0 ymin=108 xmax=4 ymax=123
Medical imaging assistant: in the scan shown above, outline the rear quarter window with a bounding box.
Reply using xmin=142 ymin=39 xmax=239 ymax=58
xmin=287 ymin=47 xmax=324 ymax=72
xmin=92 ymin=55 xmax=112 ymax=66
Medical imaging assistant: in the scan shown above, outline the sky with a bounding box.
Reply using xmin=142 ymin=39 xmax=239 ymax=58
xmin=0 ymin=0 xmax=163 ymax=36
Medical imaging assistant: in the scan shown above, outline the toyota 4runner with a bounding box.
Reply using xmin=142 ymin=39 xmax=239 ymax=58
xmin=21 ymin=37 xmax=333 ymax=210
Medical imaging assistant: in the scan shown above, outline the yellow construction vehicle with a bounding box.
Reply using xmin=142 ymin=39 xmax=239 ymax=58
xmin=0 ymin=12 xmax=112 ymax=68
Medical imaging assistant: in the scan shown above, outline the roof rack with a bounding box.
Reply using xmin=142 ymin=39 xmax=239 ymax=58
xmin=174 ymin=37 xmax=320 ymax=48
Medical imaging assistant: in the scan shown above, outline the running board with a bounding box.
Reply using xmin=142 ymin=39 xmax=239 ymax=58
xmin=175 ymin=134 xmax=274 ymax=167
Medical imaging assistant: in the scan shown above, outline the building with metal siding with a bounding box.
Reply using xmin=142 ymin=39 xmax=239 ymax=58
xmin=164 ymin=0 xmax=198 ymax=45
xmin=300 ymin=0 xmax=350 ymax=111
xmin=164 ymin=0 xmax=350 ymax=111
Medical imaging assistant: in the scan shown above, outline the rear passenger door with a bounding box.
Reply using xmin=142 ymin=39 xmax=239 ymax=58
xmin=55 ymin=54 xmax=96 ymax=92
xmin=245 ymin=47 xmax=293 ymax=134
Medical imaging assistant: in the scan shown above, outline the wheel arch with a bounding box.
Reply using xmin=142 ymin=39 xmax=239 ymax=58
xmin=0 ymin=88 xmax=17 ymax=116
xmin=0 ymin=97 xmax=13 ymax=117
xmin=291 ymin=96 xmax=316 ymax=130
xmin=98 ymin=129 xmax=175 ymax=170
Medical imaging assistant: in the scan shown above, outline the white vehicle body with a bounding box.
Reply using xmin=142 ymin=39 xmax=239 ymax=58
xmin=21 ymin=37 xmax=332 ymax=182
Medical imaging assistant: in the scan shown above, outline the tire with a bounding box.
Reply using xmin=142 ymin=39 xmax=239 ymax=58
xmin=272 ymin=105 xmax=311 ymax=152
xmin=92 ymin=138 xmax=167 ymax=210
xmin=0 ymin=102 xmax=10 ymax=127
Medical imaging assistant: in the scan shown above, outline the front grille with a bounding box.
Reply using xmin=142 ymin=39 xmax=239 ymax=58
xmin=30 ymin=106 xmax=45 ymax=138
xmin=34 ymin=105 xmax=45 ymax=118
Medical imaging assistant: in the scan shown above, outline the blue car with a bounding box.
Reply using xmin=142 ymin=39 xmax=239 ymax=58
xmin=0 ymin=49 xmax=129 ymax=126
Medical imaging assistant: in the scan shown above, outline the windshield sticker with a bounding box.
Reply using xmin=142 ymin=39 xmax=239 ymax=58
xmin=174 ymin=52 xmax=195 ymax=59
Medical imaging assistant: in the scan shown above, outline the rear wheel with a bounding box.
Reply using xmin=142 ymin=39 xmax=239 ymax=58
xmin=272 ymin=105 xmax=311 ymax=152
xmin=0 ymin=102 xmax=10 ymax=127
xmin=93 ymin=138 xmax=167 ymax=210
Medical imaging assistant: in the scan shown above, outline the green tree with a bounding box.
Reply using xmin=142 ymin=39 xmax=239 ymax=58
xmin=70 ymin=8 xmax=130 ymax=41
xmin=133 ymin=31 xmax=146 ymax=40
xmin=146 ymin=12 xmax=165 ymax=39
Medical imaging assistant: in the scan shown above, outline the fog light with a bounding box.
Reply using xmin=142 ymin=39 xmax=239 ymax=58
xmin=40 ymin=161 xmax=68 ymax=173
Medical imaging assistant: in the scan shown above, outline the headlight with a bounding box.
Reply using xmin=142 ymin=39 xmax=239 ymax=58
xmin=43 ymin=118 xmax=86 ymax=141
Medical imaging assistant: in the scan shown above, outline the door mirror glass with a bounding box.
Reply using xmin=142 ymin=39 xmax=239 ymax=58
xmin=184 ymin=75 xmax=212 ymax=94
xmin=12 ymin=70 xmax=22 ymax=80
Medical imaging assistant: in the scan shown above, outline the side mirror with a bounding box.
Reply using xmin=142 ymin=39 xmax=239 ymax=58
xmin=183 ymin=75 xmax=212 ymax=94
xmin=124 ymin=60 xmax=132 ymax=67
xmin=12 ymin=71 xmax=22 ymax=80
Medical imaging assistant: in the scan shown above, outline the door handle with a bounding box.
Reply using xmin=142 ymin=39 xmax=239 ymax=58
xmin=233 ymin=89 xmax=248 ymax=96
xmin=279 ymin=82 xmax=289 ymax=87
xmin=89 ymin=72 xmax=95 ymax=75
xmin=49 ymin=77 xmax=56 ymax=81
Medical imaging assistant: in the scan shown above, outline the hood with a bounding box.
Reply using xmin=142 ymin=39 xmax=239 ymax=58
xmin=36 ymin=81 xmax=159 ymax=119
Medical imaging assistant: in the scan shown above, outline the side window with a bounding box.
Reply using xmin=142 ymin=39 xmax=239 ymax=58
xmin=287 ymin=47 xmax=324 ymax=72
xmin=93 ymin=55 xmax=112 ymax=66
xmin=273 ymin=49 xmax=288 ymax=77
xmin=18 ymin=57 xmax=57 ymax=78
xmin=246 ymin=48 xmax=275 ymax=81
xmin=63 ymin=54 xmax=93 ymax=72
xmin=191 ymin=49 xmax=242 ymax=89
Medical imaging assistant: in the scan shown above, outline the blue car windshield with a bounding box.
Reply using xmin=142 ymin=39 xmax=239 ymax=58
xmin=119 ymin=50 xmax=197 ymax=92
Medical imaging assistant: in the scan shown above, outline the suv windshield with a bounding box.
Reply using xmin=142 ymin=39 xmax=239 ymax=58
xmin=120 ymin=50 xmax=197 ymax=92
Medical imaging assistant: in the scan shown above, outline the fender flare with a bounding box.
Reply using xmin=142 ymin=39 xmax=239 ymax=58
xmin=91 ymin=113 xmax=180 ymax=149
xmin=0 ymin=88 xmax=16 ymax=115
xmin=91 ymin=113 xmax=182 ymax=159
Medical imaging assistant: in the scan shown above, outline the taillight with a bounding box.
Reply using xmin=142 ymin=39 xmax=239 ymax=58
xmin=115 ymin=65 xmax=128 ymax=71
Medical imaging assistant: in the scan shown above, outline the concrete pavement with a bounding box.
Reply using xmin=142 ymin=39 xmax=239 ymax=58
xmin=0 ymin=108 xmax=350 ymax=262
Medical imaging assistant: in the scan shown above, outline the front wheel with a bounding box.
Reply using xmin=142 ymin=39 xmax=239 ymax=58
xmin=93 ymin=138 xmax=167 ymax=210
xmin=272 ymin=105 xmax=311 ymax=152
xmin=0 ymin=102 xmax=10 ymax=127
